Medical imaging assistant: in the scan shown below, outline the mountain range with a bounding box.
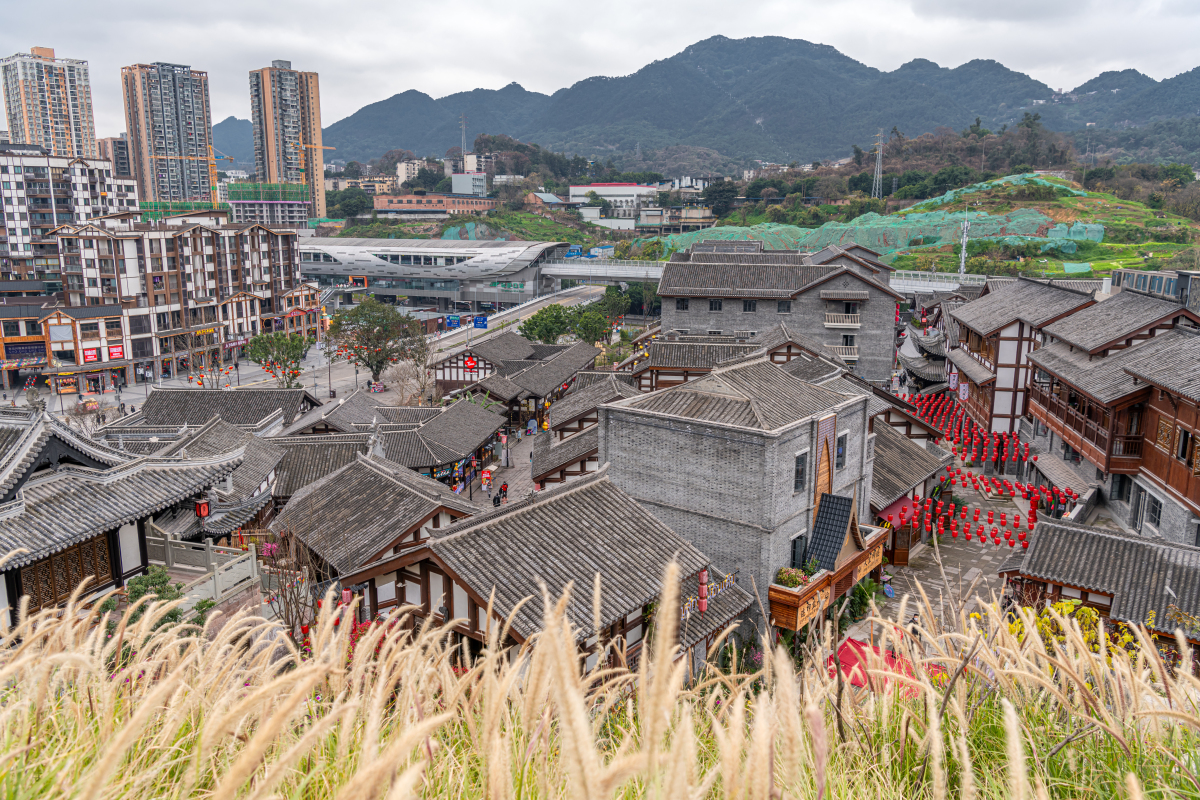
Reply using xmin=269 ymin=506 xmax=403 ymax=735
xmin=213 ymin=36 xmax=1200 ymax=169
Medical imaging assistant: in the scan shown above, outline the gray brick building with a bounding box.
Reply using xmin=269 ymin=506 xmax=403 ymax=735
xmin=597 ymin=356 xmax=875 ymax=610
xmin=657 ymin=246 xmax=902 ymax=384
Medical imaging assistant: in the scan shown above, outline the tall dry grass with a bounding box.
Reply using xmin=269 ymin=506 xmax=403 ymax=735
xmin=0 ymin=560 xmax=1197 ymax=799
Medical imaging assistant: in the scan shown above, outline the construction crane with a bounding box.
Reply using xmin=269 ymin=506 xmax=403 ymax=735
xmin=148 ymin=144 xmax=233 ymax=205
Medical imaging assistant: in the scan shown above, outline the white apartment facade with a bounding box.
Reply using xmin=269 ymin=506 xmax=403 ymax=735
xmin=0 ymin=47 xmax=97 ymax=159
xmin=568 ymin=183 xmax=658 ymax=218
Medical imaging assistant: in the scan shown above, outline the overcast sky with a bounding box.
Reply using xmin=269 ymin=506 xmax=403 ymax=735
xmin=3 ymin=0 xmax=1198 ymax=135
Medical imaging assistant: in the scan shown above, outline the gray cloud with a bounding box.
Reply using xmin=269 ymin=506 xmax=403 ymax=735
xmin=1 ymin=0 xmax=1196 ymax=137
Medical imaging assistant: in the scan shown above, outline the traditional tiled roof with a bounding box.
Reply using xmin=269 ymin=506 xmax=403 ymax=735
xmin=906 ymin=323 xmax=947 ymax=358
xmin=571 ymin=370 xmax=635 ymax=390
xmin=1028 ymin=330 xmax=1181 ymax=404
xmin=951 ymin=278 xmax=1095 ymax=336
xmin=946 ymin=349 xmax=995 ymax=385
xmin=1000 ymin=518 xmax=1200 ymax=636
xmin=269 ymin=433 xmax=373 ymax=498
xmin=278 ymin=389 xmax=381 ymax=435
xmin=0 ymin=409 xmax=130 ymax=502
xmin=475 ymin=373 xmax=529 ymax=403
xmin=0 ymin=448 xmax=243 ymax=569
xmin=157 ymin=416 xmax=282 ymax=499
xmin=898 ymin=349 xmax=946 ymax=383
xmin=531 ymin=426 xmax=599 ymax=480
xmin=418 ymin=468 xmax=715 ymax=642
xmin=1041 ymin=291 xmax=1192 ymax=353
xmin=794 ymin=267 xmax=904 ymax=301
xmin=658 ymin=263 xmax=837 ymax=298
xmin=726 ymin=321 xmax=849 ymax=367
xmin=1121 ymin=328 xmax=1200 ymax=403
xmin=619 ymin=358 xmax=852 ymax=431
xmin=469 ymin=331 xmax=537 ymax=364
xmin=380 ymin=430 xmax=451 ymax=469
xmin=633 ymin=341 xmax=758 ymax=372
xmin=138 ymin=388 xmax=321 ymax=427
xmin=780 ymin=354 xmax=845 ymax=383
xmin=511 ymin=342 xmax=601 ymax=397
xmin=870 ymin=424 xmax=952 ymax=511
xmin=808 ymin=493 xmax=854 ymax=573
xmin=416 ymin=399 xmax=505 ymax=457
xmin=274 ymin=454 xmax=478 ymax=575
xmin=375 ymin=406 xmax=444 ymax=425
xmin=549 ymin=374 xmax=640 ymax=429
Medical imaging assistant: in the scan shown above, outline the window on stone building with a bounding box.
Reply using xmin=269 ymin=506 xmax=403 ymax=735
xmin=1112 ymin=474 xmax=1132 ymax=503
xmin=742 ymin=300 xmax=757 ymax=312
xmin=793 ymin=451 xmax=808 ymax=493
xmin=709 ymin=299 xmax=722 ymax=312
xmin=835 ymin=434 xmax=847 ymax=470
xmin=676 ymin=298 xmax=688 ymax=311
xmin=790 ymin=534 xmax=807 ymax=569
xmin=777 ymin=300 xmax=791 ymax=313
xmin=1146 ymin=495 xmax=1162 ymax=528
xmin=2 ymin=320 xmax=19 ymax=337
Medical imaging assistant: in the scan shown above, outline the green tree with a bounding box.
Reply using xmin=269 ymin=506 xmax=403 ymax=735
xmin=701 ymin=181 xmax=738 ymax=216
xmin=584 ymin=190 xmax=612 ymax=216
xmin=572 ymin=311 xmax=608 ymax=346
xmin=627 ymin=281 xmax=660 ymax=316
xmin=852 ymin=144 xmax=865 ymax=166
xmin=596 ymin=285 xmax=631 ymax=323
xmin=244 ymin=331 xmax=312 ymax=388
xmin=519 ymin=304 xmax=571 ymax=344
xmin=343 ymin=161 xmax=363 ymax=178
xmin=327 ymin=186 xmax=371 ymax=219
xmin=328 ymin=298 xmax=425 ymax=381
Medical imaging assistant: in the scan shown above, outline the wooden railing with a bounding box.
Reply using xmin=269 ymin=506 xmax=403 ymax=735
xmin=823 ymin=313 xmax=861 ymax=328
xmin=1028 ymin=384 xmax=1111 ymax=450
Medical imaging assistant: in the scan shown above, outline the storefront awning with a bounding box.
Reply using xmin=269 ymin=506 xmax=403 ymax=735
xmin=876 ymin=494 xmax=918 ymax=524
xmin=51 ymin=359 xmax=131 ymax=375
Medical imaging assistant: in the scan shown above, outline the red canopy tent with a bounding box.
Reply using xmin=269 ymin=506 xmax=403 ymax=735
xmin=827 ymin=638 xmax=947 ymax=697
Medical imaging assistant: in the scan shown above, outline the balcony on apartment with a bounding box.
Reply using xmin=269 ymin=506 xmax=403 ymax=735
xmin=830 ymin=345 xmax=859 ymax=360
xmin=823 ymin=312 xmax=861 ymax=329
xmin=1027 ymin=381 xmax=1143 ymax=473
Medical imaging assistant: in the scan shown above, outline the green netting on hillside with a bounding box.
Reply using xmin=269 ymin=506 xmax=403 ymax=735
xmin=650 ymin=207 xmax=1105 ymax=256
xmin=913 ymin=173 xmax=1089 ymax=210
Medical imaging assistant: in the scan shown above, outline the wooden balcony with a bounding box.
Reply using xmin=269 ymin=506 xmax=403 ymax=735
xmin=830 ymin=345 xmax=859 ymax=360
xmin=1028 ymin=383 xmax=1143 ymax=473
xmin=824 ymin=313 xmax=861 ymax=329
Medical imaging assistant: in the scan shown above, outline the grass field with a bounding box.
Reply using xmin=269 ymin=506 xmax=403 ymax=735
xmin=4 ymin=556 xmax=1198 ymax=799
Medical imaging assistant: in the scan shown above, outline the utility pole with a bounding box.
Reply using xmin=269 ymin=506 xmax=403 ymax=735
xmin=959 ymin=203 xmax=971 ymax=277
xmin=871 ymin=129 xmax=884 ymax=200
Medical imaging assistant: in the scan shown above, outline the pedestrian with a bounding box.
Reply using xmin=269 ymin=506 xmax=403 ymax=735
xmin=501 ymin=482 xmax=508 ymax=504
xmin=492 ymin=493 xmax=501 ymax=508
xmin=119 ymin=402 xmax=126 ymax=416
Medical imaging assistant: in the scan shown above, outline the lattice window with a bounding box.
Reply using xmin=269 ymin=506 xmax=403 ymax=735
xmin=18 ymin=536 xmax=111 ymax=612
xmin=1156 ymin=418 xmax=1174 ymax=451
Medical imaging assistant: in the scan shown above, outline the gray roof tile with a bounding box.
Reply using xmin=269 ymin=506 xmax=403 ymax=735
xmin=139 ymin=388 xmax=321 ymax=427
xmin=1042 ymin=291 xmax=1191 ymax=353
xmin=870 ymin=425 xmax=952 ymax=510
xmin=951 ymin=278 xmax=1094 ymax=336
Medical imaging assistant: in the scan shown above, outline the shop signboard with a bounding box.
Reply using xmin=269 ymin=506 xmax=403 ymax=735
xmin=194 ymin=327 xmax=216 ymax=335
xmin=4 ymin=342 xmax=46 ymax=359
xmin=82 ymin=348 xmax=99 ymax=363
xmin=107 ymin=344 xmax=124 ymax=360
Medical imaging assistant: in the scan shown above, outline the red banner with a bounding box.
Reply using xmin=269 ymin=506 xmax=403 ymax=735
xmin=82 ymin=348 xmax=99 ymax=363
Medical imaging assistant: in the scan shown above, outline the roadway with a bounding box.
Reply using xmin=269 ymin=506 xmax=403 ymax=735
xmin=427 ymin=284 xmax=605 ymax=358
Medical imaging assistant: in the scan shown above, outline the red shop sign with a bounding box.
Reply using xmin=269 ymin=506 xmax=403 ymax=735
xmin=464 ymin=356 xmax=478 ymax=371
xmin=82 ymin=348 xmax=99 ymax=363
xmin=108 ymin=344 xmax=124 ymax=360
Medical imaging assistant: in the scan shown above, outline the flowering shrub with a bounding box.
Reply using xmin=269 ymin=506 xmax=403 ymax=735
xmin=774 ymin=567 xmax=810 ymax=588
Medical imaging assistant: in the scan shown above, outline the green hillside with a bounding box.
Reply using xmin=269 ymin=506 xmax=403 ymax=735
xmin=644 ymin=174 xmax=1200 ymax=278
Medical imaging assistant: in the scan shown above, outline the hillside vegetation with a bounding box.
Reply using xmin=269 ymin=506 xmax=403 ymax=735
xmin=4 ymin=563 xmax=1198 ymax=798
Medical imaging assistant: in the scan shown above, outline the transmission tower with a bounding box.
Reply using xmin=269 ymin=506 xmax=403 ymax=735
xmin=958 ymin=212 xmax=971 ymax=277
xmin=870 ymin=129 xmax=884 ymax=200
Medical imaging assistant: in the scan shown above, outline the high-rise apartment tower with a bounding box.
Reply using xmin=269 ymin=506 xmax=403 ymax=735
xmin=97 ymin=133 xmax=133 ymax=178
xmin=249 ymin=60 xmax=325 ymax=218
xmin=121 ymin=62 xmax=213 ymax=203
xmin=0 ymin=47 xmax=97 ymax=158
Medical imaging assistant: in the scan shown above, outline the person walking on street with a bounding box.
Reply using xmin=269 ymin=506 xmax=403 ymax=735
xmin=492 ymin=493 xmax=501 ymax=508
xmin=500 ymin=483 xmax=509 ymax=504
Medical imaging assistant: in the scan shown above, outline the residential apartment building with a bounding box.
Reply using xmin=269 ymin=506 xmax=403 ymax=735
xmin=121 ymin=63 xmax=214 ymax=203
xmin=50 ymin=209 xmax=318 ymax=384
xmin=0 ymin=47 xmax=97 ymax=159
xmin=0 ymin=142 xmax=139 ymax=283
xmin=248 ymin=60 xmax=325 ymax=219
xmin=96 ymin=134 xmax=133 ymax=178
xmin=451 ymin=173 xmax=486 ymax=197
xmin=656 ymin=244 xmax=901 ymax=382
xmin=225 ymin=182 xmax=310 ymax=226
xmin=396 ymin=160 xmax=424 ymax=182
